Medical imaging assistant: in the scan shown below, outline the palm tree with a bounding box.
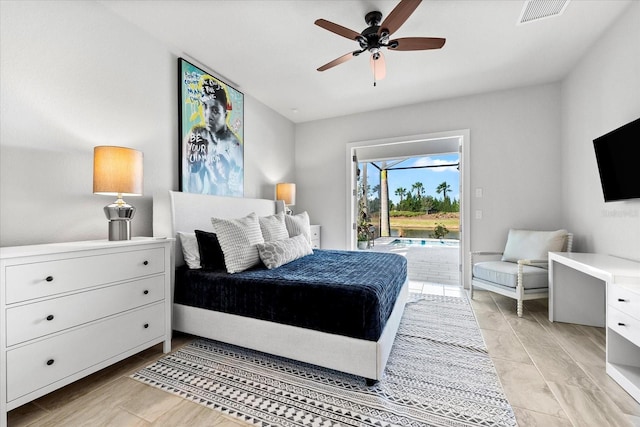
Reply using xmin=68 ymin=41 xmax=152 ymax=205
xmin=411 ymin=182 xmax=424 ymax=199
xmin=395 ymin=187 xmax=407 ymax=202
xmin=371 ymin=184 xmax=380 ymax=199
xmin=380 ymin=169 xmax=390 ymax=237
xmin=436 ymin=181 xmax=451 ymax=200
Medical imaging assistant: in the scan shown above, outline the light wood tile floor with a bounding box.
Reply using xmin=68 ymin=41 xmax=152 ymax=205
xmin=470 ymin=289 xmax=640 ymax=427
xmin=8 ymin=287 xmax=640 ymax=426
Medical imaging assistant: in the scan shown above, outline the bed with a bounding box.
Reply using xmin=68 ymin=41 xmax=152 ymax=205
xmin=153 ymin=190 xmax=408 ymax=382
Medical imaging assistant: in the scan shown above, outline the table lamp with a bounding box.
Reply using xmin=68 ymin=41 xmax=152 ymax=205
xmin=276 ymin=182 xmax=296 ymax=215
xmin=93 ymin=146 xmax=143 ymax=241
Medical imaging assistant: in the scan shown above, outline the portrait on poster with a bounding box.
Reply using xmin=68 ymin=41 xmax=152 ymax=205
xmin=178 ymin=58 xmax=244 ymax=196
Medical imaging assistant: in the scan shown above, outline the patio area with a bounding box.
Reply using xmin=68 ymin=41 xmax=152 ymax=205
xmin=366 ymin=237 xmax=461 ymax=288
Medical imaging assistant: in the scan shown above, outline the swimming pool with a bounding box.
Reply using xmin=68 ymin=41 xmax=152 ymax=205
xmin=390 ymin=238 xmax=460 ymax=247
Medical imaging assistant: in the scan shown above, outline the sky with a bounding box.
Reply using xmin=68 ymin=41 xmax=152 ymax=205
xmin=362 ymin=153 xmax=460 ymax=204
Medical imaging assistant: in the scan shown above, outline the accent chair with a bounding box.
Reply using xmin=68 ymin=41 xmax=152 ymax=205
xmin=470 ymin=229 xmax=573 ymax=317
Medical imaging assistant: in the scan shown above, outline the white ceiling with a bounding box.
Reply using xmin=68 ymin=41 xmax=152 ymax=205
xmin=99 ymin=0 xmax=631 ymax=124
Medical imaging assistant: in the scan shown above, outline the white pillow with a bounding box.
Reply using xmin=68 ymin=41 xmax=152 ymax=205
xmin=177 ymin=232 xmax=201 ymax=269
xmin=502 ymin=229 xmax=568 ymax=262
xmin=211 ymin=212 xmax=265 ymax=273
xmin=258 ymin=212 xmax=289 ymax=242
xmin=257 ymin=234 xmax=313 ymax=269
xmin=284 ymin=211 xmax=311 ymax=244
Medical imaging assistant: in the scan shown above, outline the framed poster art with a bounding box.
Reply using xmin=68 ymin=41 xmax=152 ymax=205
xmin=178 ymin=58 xmax=244 ymax=196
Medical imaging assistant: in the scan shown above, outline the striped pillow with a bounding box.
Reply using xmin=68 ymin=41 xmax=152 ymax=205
xmin=284 ymin=211 xmax=311 ymax=244
xmin=258 ymin=212 xmax=289 ymax=242
xmin=211 ymin=212 xmax=265 ymax=273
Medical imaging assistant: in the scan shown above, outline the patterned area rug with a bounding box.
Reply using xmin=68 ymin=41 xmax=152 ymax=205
xmin=132 ymin=294 xmax=517 ymax=427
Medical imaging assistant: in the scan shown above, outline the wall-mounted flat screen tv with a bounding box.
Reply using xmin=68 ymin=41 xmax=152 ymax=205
xmin=593 ymin=117 xmax=640 ymax=202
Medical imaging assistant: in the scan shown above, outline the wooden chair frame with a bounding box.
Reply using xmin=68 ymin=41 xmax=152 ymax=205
xmin=470 ymin=233 xmax=573 ymax=317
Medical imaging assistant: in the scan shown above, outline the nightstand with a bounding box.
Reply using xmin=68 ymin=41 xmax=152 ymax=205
xmin=0 ymin=238 xmax=173 ymax=426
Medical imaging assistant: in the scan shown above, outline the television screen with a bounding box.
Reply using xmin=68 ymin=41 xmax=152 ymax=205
xmin=593 ymin=117 xmax=640 ymax=202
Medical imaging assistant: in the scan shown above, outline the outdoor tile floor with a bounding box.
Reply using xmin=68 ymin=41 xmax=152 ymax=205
xmin=368 ymin=237 xmax=460 ymax=285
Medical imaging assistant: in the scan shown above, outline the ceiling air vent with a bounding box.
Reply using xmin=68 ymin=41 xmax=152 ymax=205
xmin=518 ymin=0 xmax=570 ymax=25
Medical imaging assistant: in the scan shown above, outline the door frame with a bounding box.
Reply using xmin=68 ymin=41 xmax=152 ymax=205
xmin=345 ymin=129 xmax=471 ymax=288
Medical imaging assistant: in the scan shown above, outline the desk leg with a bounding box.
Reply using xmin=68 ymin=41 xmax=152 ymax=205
xmin=549 ymin=260 xmax=606 ymax=327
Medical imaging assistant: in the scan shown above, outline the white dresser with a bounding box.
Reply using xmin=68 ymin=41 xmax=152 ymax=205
xmin=0 ymin=238 xmax=173 ymax=427
xmin=310 ymin=225 xmax=321 ymax=249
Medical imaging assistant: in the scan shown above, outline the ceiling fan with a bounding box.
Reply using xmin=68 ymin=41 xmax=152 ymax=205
xmin=314 ymin=0 xmax=445 ymax=86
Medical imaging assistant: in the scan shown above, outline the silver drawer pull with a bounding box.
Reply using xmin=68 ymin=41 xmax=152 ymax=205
xmin=46 ymin=314 xmax=54 ymax=321
xmin=45 ymin=276 xmax=54 ymax=282
xmin=618 ymin=322 xmax=626 ymax=326
xmin=46 ymin=359 xmax=55 ymax=366
xmin=618 ymin=298 xmax=628 ymax=302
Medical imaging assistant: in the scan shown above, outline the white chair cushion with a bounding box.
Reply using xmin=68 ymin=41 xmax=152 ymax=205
xmin=473 ymin=261 xmax=549 ymax=289
xmin=502 ymin=229 xmax=568 ymax=262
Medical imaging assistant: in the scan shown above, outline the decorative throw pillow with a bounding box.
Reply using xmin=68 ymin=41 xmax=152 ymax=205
xmin=211 ymin=212 xmax=265 ymax=273
xmin=258 ymin=212 xmax=289 ymax=242
xmin=177 ymin=232 xmax=200 ymax=269
xmin=284 ymin=211 xmax=311 ymax=244
xmin=502 ymin=229 xmax=568 ymax=262
xmin=257 ymin=234 xmax=313 ymax=269
xmin=194 ymin=230 xmax=226 ymax=271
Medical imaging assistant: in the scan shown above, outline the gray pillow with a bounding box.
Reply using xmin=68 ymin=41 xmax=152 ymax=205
xmin=257 ymin=234 xmax=313 ymax=269
xmin=211 ymin=212 xmax=265 ymax=273
xmin=284 ymin=211 xmax=311 ymax=244
xmin=502 ymin=229 xmax=568 ymax=262
xmin=258 ymin=212 xmax=289 ymax=242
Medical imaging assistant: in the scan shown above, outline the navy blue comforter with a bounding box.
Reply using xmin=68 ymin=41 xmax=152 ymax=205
xmin=175 ymin=249 xmax=407 ymax=341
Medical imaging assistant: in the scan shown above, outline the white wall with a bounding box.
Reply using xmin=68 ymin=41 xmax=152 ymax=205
xmin=295 ymin=83 xmax=564 ymax=252
xmin=0 ymin=1 xmax=295 ymax=247
xmin=2 ymin=1 xmax=636 ymax=262
xmin=560 ymin=1 xmax=640 ymax=261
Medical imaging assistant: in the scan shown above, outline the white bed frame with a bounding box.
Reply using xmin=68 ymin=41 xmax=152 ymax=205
xmin=153 ymin=190 xmax=408 ymax=381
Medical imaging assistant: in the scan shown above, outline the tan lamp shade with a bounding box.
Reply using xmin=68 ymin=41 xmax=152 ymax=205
xmin=276 ymin=182 xmax=296 ymax=206
xmin=93 ymin=146 xmax=143 ymax=196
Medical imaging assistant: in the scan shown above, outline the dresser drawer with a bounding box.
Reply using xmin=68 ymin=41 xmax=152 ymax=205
xmin=5 ymin=247 xmax=165 ymax=304
xmin=608 ymin=306 xmax=640 ymax=347
xmin=608 ymin=285 xmax=640 ymax=320
xmin=6 ymin=302 xmax=165 ymax=402
xmin=6 ymin=276 xmax=165 ymax=346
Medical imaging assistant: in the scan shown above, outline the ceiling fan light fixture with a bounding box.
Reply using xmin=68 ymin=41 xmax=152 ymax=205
xmin=370 ymin=52 xmax=386 ymax=86
xmin=314 ymin=0 xmax=444 ymax=82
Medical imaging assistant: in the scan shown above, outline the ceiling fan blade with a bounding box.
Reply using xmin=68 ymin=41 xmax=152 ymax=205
xmin=370 ymin=53 xmax=386 ymax=81
xmin=388 ymin=37 xmax=446 ymax=51
xmin=314 ymin=19 xmax=361 ymax=41
xmin=317 ymin=51 xmax=356 ymax=72
xmin=378 ymin=0 xmax=422 ymax=36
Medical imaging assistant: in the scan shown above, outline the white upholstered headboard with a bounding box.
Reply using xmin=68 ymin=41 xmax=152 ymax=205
xmin=153 ymin=190 xmax=284 ymax=267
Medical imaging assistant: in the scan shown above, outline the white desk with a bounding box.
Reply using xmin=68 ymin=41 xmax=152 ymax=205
xmin=549 ymin=252 xmax=640 ymax=403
